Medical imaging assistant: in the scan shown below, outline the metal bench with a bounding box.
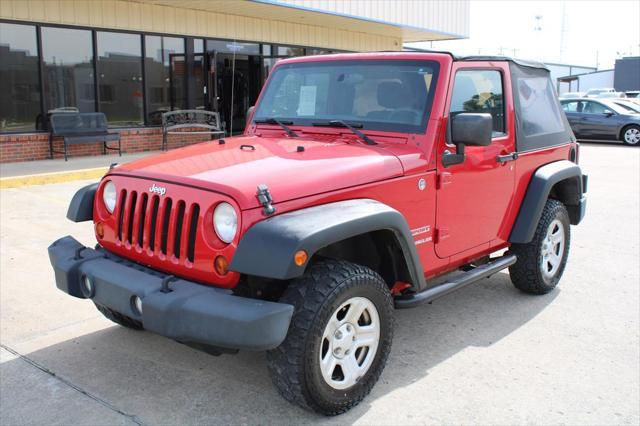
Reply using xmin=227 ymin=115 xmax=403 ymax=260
xmin=162 ymin=110 xmax=224 ymax=151
xmin=49 ymin=112 xmax=121 ymax=161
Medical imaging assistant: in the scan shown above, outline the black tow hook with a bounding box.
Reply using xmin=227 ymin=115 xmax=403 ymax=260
xmin=160 ymin=275 xmax=176 ymax=293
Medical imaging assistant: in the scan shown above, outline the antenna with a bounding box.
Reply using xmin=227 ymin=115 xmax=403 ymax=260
xmin=559 ymin=1 xmax=568 ymax=60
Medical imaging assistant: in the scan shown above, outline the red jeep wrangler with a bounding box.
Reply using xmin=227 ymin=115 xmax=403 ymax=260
xmin=49 ymin=52 xmax=587 ymax=415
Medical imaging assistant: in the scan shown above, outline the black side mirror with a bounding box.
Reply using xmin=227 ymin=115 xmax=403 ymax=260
xmin=452 ymin=113 xmax=493 ymax=146
xmin=603 ymin=109 xmax=614 ymax=117
xmin=443 ymin=113 xmax=493 ymax=167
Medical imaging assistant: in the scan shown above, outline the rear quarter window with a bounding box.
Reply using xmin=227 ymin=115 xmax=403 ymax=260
xmin=517 ymin=77 xmax=566 ymax=137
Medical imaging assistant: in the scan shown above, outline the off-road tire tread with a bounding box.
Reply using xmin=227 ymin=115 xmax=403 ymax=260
xmin=266 ymin=260 xmax=393 ymax=415
xmin=94 ymin=302 xmax=143 ymax=330
xmin=509 ymin=199 xmax=570 ymax=294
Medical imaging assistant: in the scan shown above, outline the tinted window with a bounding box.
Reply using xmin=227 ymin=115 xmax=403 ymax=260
xmin=42 ymin=27 xmax=95 ymax=115
xmin=450 ymin=70 xmax=505 ymax=135
xmin=583 ymin=101 xmax=608 ymax=114
xmin=253 ymin=60 xmax=439 ymax=133
xmin=0 ymin=23 xmax=40 ymax=132
xmin=516 ymin=76 xmax=565 ymax=136
xmin=96 ymin=32 xmax=143 ymax=126
xmin=145 ymin=35 xmax=186 ymax=124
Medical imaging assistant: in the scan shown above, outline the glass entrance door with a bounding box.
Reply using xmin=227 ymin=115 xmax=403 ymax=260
xmin=205 ymin=50 xmax=262 ymax=135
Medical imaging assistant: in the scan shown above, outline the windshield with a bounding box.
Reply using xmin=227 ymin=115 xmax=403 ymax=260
xmin=614 ymin=101 xmax=640 ymax=113
xmin=253 ymin=60 xmax=440 ymax=133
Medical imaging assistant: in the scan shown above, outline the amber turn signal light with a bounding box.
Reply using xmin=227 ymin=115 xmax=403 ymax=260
xmin=294 ymin=250 xmax=308 ymax=266
xmin=214 ymin=255 xmax=229 ymax=275
xmin=95 ymin=222 xmax=104 ymax=239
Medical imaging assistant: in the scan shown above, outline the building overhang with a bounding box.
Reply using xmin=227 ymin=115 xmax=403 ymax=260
xmin=134 ymin=0 xmax=466 ymax=42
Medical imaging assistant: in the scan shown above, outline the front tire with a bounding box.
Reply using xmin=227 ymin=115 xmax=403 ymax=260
xmin=621 ymin=125 xmax=640 ymax=146
xmin=509 ymin=199 xmax=571 ymax=294
xmin=267 ymin=260 xmax=393 ymax=415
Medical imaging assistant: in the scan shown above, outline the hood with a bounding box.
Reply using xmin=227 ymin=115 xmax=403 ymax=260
xmin=112 ymin=135 xmax=404 ymax=210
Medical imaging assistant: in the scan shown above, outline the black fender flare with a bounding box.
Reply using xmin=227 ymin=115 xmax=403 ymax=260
xmin=66 ymin=183 xmax=98 ymax=222
xmin=509 ymin=160 xmax=586 ymax=243
xmin=230 ymin=199 xmax=426 ymax=288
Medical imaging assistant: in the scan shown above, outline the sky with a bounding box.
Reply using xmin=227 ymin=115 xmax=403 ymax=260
xmin=406 ymin=0 xmax=640 ymax=70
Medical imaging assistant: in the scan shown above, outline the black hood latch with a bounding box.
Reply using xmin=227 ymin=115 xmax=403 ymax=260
xmin=256 ymin=184 xmax=276 ymax=216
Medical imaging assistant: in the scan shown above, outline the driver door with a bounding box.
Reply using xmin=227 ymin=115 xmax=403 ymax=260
xmin=435 ymin=64 xmax=516 ymax=258
xmin=581 ymin=100 xmax=615 ymax=139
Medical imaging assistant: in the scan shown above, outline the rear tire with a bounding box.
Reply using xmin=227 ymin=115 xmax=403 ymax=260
xmin=509 ymin=199 xmax=571 ymax=294
xmin=621 ymin=125 xmax=640 ymax=146
xmin=267 ymin=260 xmax=393 ymax=415
xmin=94 ymin=303 xmax=143 ymax=330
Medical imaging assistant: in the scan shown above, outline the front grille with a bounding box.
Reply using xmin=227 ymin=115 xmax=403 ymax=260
xmin=116 ymin=190 xmax=199 ymax=263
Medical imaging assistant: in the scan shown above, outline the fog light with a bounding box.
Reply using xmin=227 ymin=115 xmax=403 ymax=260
xmin=81 ymin=275 xmax=94 ymax=298
xmin=131 ymin=295 xmax=143 ymax=316
xmin=214 ymin=256 xmax=229 ymax=276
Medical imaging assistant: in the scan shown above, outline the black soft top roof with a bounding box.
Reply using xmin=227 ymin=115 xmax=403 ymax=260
xmin=455 ymin=55 xmax=548 ymax=71
xmin=402 ymin=48 xmax=548 ymax=71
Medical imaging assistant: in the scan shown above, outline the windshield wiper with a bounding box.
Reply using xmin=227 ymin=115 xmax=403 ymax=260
xmin=311 ymin=120 xmax=377 ymax=145
xmin=254 ymin=117 xmax=299 ymax=138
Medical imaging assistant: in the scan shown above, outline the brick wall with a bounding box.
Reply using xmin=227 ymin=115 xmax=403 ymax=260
xmin=0 ymin=128 xmax=212 ymax=163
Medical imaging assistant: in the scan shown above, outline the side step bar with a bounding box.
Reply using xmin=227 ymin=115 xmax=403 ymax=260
xmin=394 ymin=254 xmax=517 ymax=309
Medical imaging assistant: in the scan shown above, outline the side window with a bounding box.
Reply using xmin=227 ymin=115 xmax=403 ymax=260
xmin=583 ymin=101 xmax=607 ymax=114
xmin=450 ymin=69 xmax=505 ymax=136
xmin=561 ymin=101 xmax=580 ymax=112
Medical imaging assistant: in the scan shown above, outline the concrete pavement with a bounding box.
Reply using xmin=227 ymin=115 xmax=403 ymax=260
xmin=0 ymin=143 xmax=638 ymax=424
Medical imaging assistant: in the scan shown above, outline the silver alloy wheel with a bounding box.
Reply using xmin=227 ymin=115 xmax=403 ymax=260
xmin=624 ymin=127 xmax=640 ymax=145
xmin=319 ymin=296 xmax=380 ymax=390
xmin=540 ymin=218 xmax=565 ymax=280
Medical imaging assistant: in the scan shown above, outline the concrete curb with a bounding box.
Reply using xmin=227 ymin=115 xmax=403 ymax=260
xmin=0 ymin=167 xmax=107 ymax=189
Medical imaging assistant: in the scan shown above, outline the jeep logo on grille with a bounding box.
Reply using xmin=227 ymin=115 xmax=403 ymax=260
xmin=149 ymin=183 xmax=166 ymax=196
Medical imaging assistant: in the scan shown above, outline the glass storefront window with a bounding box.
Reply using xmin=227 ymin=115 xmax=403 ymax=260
xmin=277 ymin=46 xmax=305 ymax=57
xmin=145 ymin=35 xmax=186 ymax=124
xmin=42 ymin=27 xmax=95 ymax=117
xmin=0 ymin=23 xmax=41 ymax=132
xmin=96 ymin=31 xmax=143 ymax=126
xmin=306 ymin=48 xmax=334 ymax=56
xmin=207 ymin=40 xmax=260 ymax=55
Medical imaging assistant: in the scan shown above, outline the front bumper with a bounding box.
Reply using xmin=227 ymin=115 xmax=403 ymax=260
xmin=48 ymin=236 xmax=293 ymax=351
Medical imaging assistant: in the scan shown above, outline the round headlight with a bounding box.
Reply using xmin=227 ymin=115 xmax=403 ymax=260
xmin=102 ymin=181 xmax=117 ymax=213
xmin=213 ymin=202 xmax=237 ymax=244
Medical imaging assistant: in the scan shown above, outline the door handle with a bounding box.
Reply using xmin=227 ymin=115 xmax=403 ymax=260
xmin=497 ymin=152 xmax=518 ymax=164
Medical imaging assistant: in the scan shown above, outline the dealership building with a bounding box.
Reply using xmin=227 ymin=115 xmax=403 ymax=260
xmin=0 ymin=0 xmax=469 ymax=163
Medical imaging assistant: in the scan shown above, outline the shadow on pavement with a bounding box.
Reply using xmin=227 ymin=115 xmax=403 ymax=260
xmin=2 ymin=272 xmax=557 ymax=424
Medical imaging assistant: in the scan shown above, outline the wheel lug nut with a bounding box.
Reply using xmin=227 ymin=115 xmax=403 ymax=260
xmin=335 ymin=331 xmax=343 ymax=339
xmin=333 ymin=348 xmax=342 ymax=355
xmin=345 ymin=349 xmax=350 ymax=355
xmin=346 ymin=325 xmax=351 ymax=332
